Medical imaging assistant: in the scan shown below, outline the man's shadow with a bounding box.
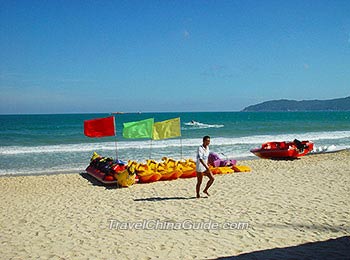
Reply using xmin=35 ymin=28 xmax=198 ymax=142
xmin=134 ymin=196 xmax=199 ymax=202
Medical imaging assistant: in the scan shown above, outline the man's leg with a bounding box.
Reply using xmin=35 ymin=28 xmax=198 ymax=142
xmin=196 ymin=172 xmax=203 ymax=198
xmin=203 ymin=170 xmax=214 ymax=196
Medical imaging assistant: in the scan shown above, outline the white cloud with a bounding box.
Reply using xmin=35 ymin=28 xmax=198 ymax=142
xmin=183 ymin=30 xmax=190 ymax=39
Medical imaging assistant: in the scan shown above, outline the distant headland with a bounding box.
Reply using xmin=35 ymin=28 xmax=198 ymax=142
xmin=242 ymin=96 xmax=350 ymax=112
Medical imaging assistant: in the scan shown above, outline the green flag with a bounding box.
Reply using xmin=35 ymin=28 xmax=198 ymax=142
xmin=122 ymin=118 xmax=154 ymax=139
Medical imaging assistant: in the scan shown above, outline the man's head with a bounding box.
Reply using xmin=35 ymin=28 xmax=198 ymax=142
xmin=203 ymin=135 xmax=210 ymax=146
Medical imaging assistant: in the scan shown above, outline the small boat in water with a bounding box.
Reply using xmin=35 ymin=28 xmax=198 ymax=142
xmin=250 ymin=139 xmax=314 ymax=159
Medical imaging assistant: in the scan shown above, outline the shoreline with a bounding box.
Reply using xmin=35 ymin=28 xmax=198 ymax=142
xmin=0 ymin=148 xmax=348 ymax=178
xmin=1 ymin=150 xmax=349 ymax=259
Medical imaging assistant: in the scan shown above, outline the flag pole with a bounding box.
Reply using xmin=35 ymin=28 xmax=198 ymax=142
xmin=180 ymin=137 xmax=183 ymax=160
xmin=113 ymin=116 xmax=119 ymax=160
xmin=114 ymin=137 xmax=118 ymax=160
xmin=150 ymin=139 xmax=153 ymax=159
xmin=180 ymin=118 xmax=183 ymax=160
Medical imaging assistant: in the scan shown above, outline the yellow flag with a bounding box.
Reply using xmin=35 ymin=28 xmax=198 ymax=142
xmin=153 ymin=118 xmax=181 ymax=140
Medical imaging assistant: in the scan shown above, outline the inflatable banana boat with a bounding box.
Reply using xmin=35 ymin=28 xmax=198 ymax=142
xmin=86 ymin=152 xmax=250 ymax=186
xmin=250 ymin=139 xmax=314 ymax=159
xmin=86 ymin=152 xmax=136 ymax=187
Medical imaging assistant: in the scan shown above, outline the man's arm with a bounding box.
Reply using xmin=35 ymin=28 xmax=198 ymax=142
xmin=199 ymin=158 xmax=209 ymax=171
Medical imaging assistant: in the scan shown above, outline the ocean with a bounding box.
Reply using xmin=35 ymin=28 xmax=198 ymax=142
xmin=1 ymin=112 xmax=350 ymax=176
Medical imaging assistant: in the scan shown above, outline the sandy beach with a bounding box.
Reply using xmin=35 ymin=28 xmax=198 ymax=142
xmin=1 ymin=151 xmax=349 ymax=259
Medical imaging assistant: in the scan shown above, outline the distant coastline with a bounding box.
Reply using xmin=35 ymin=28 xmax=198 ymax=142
xmin=242 ymin=96 xmax=350 ymax=112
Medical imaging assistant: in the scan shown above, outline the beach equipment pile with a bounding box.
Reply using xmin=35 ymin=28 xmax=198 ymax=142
xmin=85 ymin=152 xmax=251 ymax=187
xmin=86 ymin=152 xmax=135 ymax=187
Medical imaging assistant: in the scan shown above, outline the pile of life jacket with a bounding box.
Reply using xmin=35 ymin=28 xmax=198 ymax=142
xmin=89 ymin=152 xmax=137 ymax=186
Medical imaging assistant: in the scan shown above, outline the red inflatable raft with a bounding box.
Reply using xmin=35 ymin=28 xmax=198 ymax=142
xmin=85 ymin=165 xmax=118 ymax=185
xmin=250 ymin=139 xmax=314 ymax=159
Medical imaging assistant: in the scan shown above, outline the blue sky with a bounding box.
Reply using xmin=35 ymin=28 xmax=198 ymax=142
xmin=1 ymin=0 xmax=349 ymax=114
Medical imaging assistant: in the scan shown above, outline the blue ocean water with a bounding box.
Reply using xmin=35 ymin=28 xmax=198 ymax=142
xmin=1 ymin=112 xmax=350 ymax=176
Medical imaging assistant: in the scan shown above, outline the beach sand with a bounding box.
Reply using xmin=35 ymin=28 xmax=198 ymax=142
xmin=1 ymin=151 xmax=349 ymax=259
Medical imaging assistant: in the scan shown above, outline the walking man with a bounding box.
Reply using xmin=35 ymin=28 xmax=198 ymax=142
xmin=196 ymin=136 xmax=214 ymax=198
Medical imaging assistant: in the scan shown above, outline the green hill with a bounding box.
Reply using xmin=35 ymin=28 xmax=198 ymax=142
xmin=242 ymin=96 xmax=350 ymax=112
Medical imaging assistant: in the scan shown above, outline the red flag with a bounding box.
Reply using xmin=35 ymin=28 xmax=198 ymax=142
xmin=84 ymin=116 xmax=115 ymax=138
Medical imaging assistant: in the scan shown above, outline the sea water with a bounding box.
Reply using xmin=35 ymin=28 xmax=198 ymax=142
xmin=1 ymin=112 xmax=350 ymax=176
